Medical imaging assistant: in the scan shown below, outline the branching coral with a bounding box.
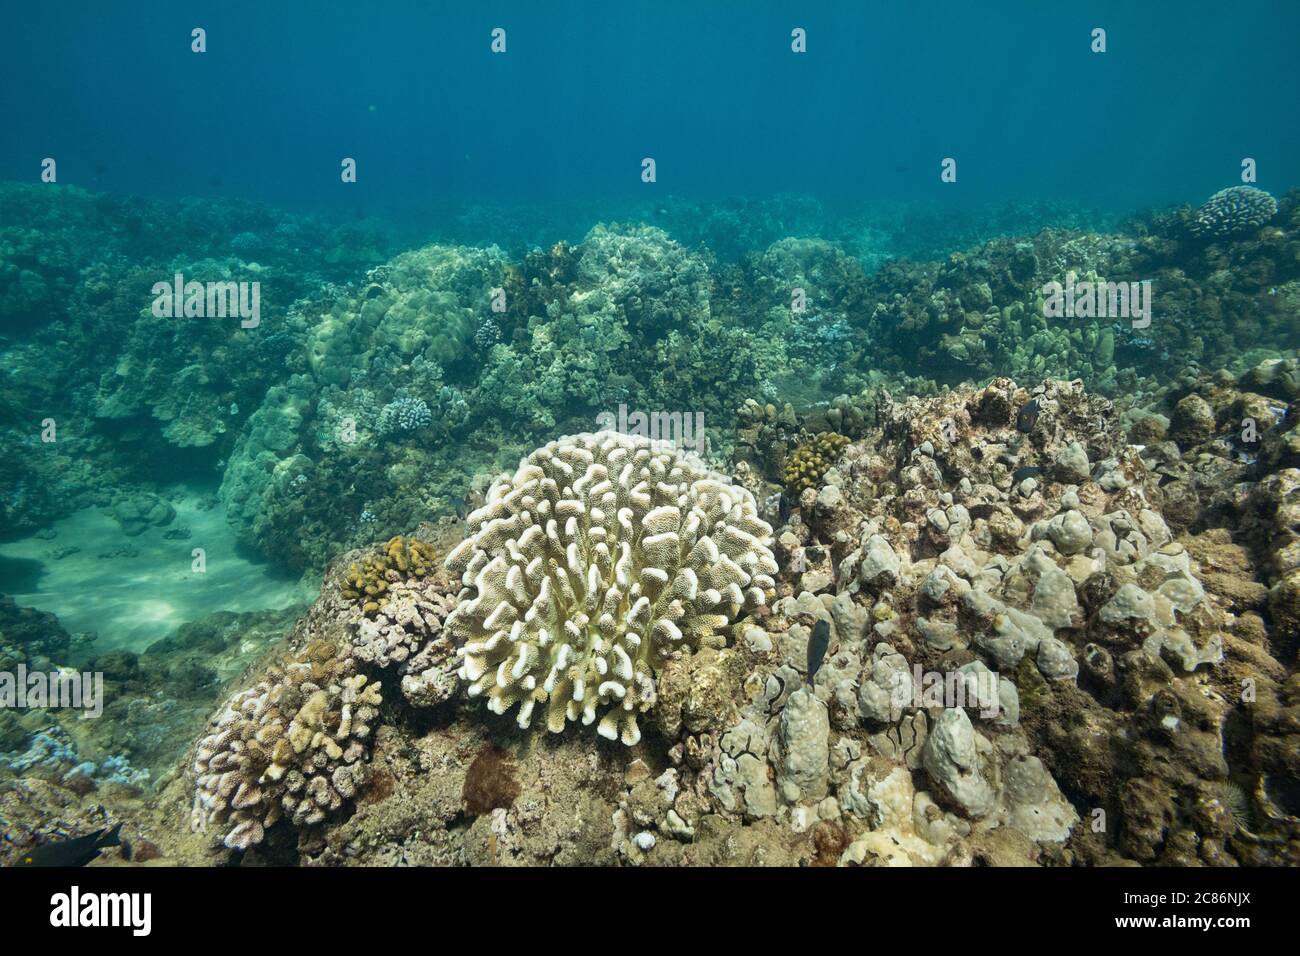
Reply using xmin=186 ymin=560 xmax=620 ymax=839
xmin=190 ymin=640 xmax=381 ymax=850
xmin=444 ymin=431 xmax=778 ymax=745
xmin=353 ymin=563 xmax=460 ymax=677
xmin=375 ymin=394 xmax=433 ymax=436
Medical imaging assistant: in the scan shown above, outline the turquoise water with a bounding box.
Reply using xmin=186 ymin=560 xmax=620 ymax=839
xmin=0 ymin=491 xmax=311 ymax=651
xmin=5 ymin=2 xmax=1299 ymax=213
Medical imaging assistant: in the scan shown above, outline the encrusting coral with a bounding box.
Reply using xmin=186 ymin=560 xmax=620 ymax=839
xmin=444 ymin=430 xmax=779 ymax=745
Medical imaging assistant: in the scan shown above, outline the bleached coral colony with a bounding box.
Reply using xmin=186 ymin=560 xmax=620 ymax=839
xmin=445 ymin=431 xmax=779 ymax=745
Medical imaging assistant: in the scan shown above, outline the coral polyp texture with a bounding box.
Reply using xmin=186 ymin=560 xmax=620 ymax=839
xmin=784 ymin=431 xmax=850 ymax=496
xmin=341 ymin=534 xmax=440 ymax=615
xmin=444 ymin=431 xmax=779 ymax=744
xmin=1189 ymin=185 xmax=1278 ymax=238
xmin=189 ymin=640 xmax=381 ymax=850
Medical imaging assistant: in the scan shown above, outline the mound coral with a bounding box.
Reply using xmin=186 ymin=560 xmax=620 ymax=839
xmin=1189 ymin=186 xmax=1278 ymax=238
xmin=189 ymin=640 xmax=380 ymax=850
xmin=444 ymin=431 xmax=778 ymax=745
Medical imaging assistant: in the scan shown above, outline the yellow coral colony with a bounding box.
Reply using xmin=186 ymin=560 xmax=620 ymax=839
xmin=341 ymin=535 xmax=438 ymax=615
xmin=783 ymin=432 xmax=850 ymax=495
xmin=444 ymin=431 xmax=778 ymax=745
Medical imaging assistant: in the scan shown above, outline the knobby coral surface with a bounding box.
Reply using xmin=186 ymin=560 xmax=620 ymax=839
xmin=189 ymin=640 xmax=381 ymax=850
xmin=445 ymin=431 xmax=778 ymax=744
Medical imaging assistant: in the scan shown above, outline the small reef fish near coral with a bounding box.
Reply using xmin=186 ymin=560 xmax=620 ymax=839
xmin=0 ymin=0 xmax=1296 ymax=939
xmin=12 ymin=822 xmax=122 ymax=868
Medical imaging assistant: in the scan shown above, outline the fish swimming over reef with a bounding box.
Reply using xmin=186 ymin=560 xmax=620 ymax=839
xmin=12 ymin=823 xmax=122 ymax=867
xmin=807 ymin=619 xmax=831 ymax=686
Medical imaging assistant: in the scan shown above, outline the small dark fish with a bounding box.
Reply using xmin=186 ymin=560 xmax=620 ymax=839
xmin=451 ymin=495 xmax=470 ymax=520
xmin=14 ymin=823 xmax=122 ymax=868
xmin=1011 ymin=465 xmax=1043 ymax=483
xmin=777 ymin=491 xmax=792 ymax=525
xmin=807 ymin=619 xmax=831 ymax=686
xmin=1016 ymin=399 xmax=1041 ymax=433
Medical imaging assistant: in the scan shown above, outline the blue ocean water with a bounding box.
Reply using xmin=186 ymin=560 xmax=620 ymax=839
xmin=3 ymin=0 xmax=1298 ymax=217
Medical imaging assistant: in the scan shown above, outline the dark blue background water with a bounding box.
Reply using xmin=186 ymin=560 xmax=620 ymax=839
xmin=4 ymin=0 xmax=1298 ymax=221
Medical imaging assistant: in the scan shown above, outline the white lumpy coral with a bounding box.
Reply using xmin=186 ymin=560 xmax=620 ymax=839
xmin=1189 ymin=185 xmax=1278 ymax=238
xmin=190 ymin=652 xmax=381 ymax=850
xmin=445 ymin=431 xmax=778 ymax=745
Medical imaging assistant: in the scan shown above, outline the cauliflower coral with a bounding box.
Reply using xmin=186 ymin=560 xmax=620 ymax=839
xmin=445 ymin=431 xmax=778 ymax=745
xmin=1189 ymin=185 xmax=1278 ymax=238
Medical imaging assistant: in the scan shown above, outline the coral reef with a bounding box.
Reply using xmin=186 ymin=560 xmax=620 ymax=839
xmin=98 ymin=374 xmax=1280 ymax=867
xmin=3 ymin=179 xmax=1299 ymax=870
xmin=9 ymin=181 xmax=1295 ymax=576
xmin=0 ymin=182 xmax=400 ymax=539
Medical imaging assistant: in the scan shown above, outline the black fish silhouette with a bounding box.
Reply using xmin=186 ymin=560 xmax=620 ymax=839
xmin=13 ymin=823 xmax=122 ymax=868
xmin=807 ymin=619 xmax=831 ymax=686
xmin=1016 ymin=398 xmax=1041 ymax=433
